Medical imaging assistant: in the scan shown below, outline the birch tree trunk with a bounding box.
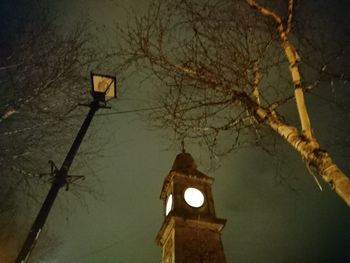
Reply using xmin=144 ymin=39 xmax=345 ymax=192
xmin=246 ymin=0 xmax=350 ymax=206
xmin=255 ymin=106 xmax=350 ymax=206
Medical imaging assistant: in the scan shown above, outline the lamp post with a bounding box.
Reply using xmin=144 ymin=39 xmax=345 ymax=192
xmin=15 ymin=73 xmax=117 ymax=263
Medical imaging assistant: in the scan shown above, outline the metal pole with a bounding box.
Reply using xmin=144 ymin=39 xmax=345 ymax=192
xmin=16 ymin=99 xmax=100 ymax=263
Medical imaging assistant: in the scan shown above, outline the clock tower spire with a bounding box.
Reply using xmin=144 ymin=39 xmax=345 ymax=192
xmin=156 ymin=152 xmax=226 ymax=263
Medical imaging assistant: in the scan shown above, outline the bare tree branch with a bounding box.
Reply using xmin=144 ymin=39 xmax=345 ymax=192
xmin=114 ymin=0 xmax=350 ymax=206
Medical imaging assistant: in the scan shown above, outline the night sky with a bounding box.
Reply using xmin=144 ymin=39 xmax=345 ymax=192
xmin=1 ymin=0 xmax=350 ymax=262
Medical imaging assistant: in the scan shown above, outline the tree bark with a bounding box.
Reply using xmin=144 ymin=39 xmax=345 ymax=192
xmin=246 ymin=0 xmax=314 ymax=141
xmin=256 ymin=106 xmax=350 ymax=207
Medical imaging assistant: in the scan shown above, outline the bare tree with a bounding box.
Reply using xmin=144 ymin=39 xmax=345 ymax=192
xmin=0 ymin=3 xmax=112 ymax=261
xmin=115 ymin=0 xmax=350 ymax=206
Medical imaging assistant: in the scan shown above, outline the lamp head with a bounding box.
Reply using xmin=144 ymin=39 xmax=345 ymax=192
xmin=91 ymin=72 xmax=116 ymax=102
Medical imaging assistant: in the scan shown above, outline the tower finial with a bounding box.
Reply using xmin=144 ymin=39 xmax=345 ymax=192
xmin=181 ymin=139 xmax=185 ymax=153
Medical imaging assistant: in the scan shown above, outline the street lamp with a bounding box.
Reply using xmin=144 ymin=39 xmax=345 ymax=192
xmin=15 ymin=73 xmax=116 ymax=263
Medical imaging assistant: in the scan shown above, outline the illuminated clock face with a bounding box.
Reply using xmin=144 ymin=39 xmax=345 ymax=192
xmin=184 ymin=187 xmax=204 ymax=207
xmin=165 ymin=194 xmax=173 ymax=215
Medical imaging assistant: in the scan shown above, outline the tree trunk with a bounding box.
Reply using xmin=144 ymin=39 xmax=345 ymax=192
xmin=256 ymin=107 xmax=350 ymax=207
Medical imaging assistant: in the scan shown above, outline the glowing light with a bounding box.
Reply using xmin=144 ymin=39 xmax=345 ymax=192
xmin=91 ymin=73 xmax=116 ymax=101
xmin=166 ymin=194 xmax=173 ymax=215
xmin=184 ymin=188 xmax=204 ymax=207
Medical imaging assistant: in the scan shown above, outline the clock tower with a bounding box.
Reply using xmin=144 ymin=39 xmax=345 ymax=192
xmin=156 ymin=152 xmax=226 ymax=263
